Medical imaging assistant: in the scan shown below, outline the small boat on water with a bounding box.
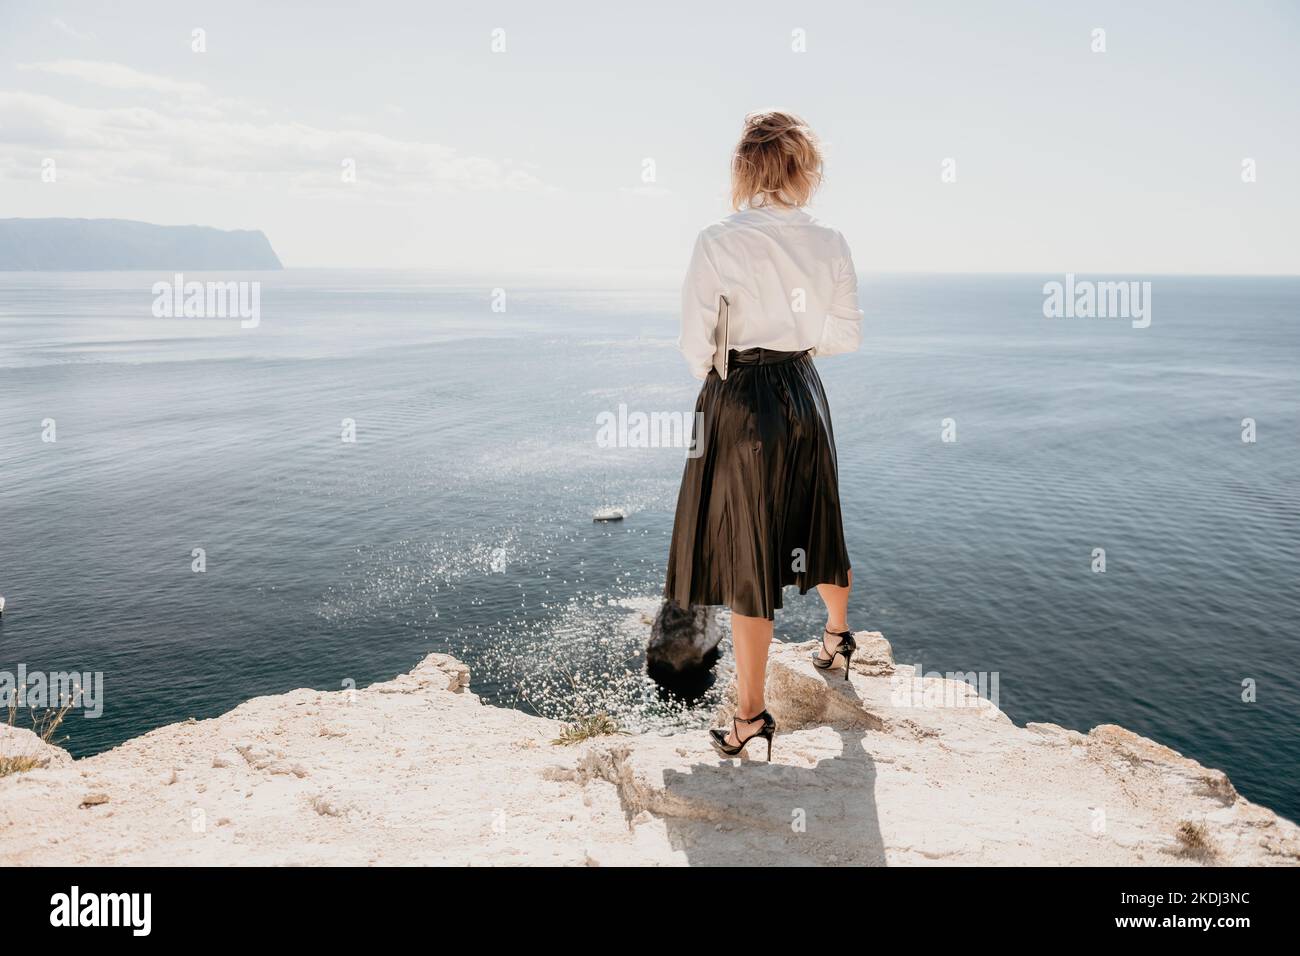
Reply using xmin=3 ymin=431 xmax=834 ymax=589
xmin=0 ymin=595 xmax=6 ymax=618
xmin=593 ymin=476 xmax=625 ymax=522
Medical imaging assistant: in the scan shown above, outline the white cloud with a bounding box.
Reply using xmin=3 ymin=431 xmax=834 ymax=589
xmin=0 ymin=90 xmax=547 ymax=195
xmin=50 ymin=18 xmax=97 ymax=41
xmin=17 ymin=60 xmax=208 ymax=96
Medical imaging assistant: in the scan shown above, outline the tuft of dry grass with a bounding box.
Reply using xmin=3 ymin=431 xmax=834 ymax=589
xmin=514 ymin=662 xmax=632 ymax=746
xmin=1174 ymin=819 xmax=1217 ymax=861
xmin=552 ymin=713 xmax=626 ymax=746
xmin=1 ymin=693 xmax=79 ymax=778
xmin=0 ymin=754 xmax=43 ymax=777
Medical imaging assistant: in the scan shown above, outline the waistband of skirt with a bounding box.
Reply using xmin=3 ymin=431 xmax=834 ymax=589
xmin=728 ymin=347 xmax=810 ymax=367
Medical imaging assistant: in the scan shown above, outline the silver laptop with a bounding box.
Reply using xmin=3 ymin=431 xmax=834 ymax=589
xmin=712 ymin=294 xmax=731 ymax=380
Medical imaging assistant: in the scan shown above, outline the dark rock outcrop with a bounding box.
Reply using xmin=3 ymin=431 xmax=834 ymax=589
xmin=646 ymin=600 xmax=723 ymax=693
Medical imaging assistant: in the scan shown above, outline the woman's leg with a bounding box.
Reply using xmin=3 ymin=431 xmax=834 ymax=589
xmin=816 ymin=568 xmax=853 ymax=659
xmin=727 ymin=612 xmax=774 ymax=745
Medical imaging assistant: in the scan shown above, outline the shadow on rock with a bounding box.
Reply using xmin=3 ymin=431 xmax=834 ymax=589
xmin=658 ymin=665 xmax=884 ymax=866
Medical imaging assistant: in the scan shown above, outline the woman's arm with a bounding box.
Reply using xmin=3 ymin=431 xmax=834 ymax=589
xmin=677 ymin=230 xmax=725 ymax=380
xmin=813 ymin=232 xmax=863 ymax=357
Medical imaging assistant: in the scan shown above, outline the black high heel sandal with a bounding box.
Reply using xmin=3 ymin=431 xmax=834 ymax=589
xmin=812 ymin=627 xmax=857 ymax=680
xmin=708 ymin=710 xmax=776 ymax=761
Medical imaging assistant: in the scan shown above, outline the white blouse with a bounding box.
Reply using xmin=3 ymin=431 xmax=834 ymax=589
xmin=677 ymin=206 xmax=863 ymax=379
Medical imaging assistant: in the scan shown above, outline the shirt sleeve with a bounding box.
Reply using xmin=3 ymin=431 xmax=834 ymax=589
xmin=677 ymin=230 xmax=726 ymax=380
xmin=813 ymin=233 xmax=864 ymax=357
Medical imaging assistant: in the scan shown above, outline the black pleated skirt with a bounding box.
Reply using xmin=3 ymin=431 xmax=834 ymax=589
xmin=664 ymin=347 xmax=851 ymax=621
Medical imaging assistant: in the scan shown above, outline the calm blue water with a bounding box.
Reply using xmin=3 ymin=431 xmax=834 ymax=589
xmin=1 ymin=270 xmax=1296 ymax=822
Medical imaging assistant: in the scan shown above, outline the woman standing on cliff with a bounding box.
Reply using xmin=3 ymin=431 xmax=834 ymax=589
xmin=664 ymin=110 xmax=864 ymax=761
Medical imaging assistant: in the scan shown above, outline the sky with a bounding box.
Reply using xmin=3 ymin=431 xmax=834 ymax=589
xmin=1 ymin=0 xmax=1297 ymax=274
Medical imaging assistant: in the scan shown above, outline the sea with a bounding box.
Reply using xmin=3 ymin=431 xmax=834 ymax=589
xmin=1 ymin=269 xmax=1296 ymax=823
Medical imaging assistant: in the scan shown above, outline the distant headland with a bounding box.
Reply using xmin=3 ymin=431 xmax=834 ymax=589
xmin=0 ymin=218 xmax=283 ymax=271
